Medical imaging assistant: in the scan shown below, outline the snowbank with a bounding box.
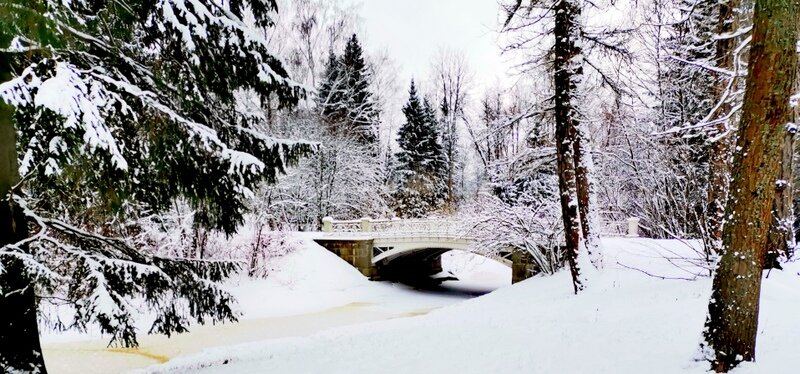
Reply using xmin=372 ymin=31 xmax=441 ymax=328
xmin=228 ymin=237 xmax=372 ymax=319
xmin=231 ymin=237 xmax=496 ymax=319
xmin=140 ymin=238 xmax=800 ymax=374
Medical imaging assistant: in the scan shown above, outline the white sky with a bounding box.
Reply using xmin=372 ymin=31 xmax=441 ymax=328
xmin=349 ymin=0 xmax=516 ymax=91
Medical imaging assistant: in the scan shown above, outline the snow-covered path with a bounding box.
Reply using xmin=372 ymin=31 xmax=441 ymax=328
xmin=138 ymin=238 xmax=800 ymax=374
xmin=42 ymin=238 xmax=510 ymax=374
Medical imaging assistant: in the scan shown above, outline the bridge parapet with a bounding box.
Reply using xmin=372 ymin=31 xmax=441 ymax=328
xmin=321 ymin=217 xmax=472 ymax=239
xmin=322 ymin=215 xmax=642 ymax=238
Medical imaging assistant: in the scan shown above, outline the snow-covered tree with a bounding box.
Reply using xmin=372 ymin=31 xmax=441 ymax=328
xmin=463 ymin=82 xmax=564 ymax=275
xmin=245 ymin=109 xmax=390 ymax=228
xmin=0 ymin=1 xmax=312 ymax=371
xmin=468 ymin=147 xmax=563 ymax=275
xmin=317 ymin=34 xmax=381 ymax=147
xmin=431 ymin=50 xmax=472 ymax=211
xmin=225 ymin=1 xmax=391 ymax=227
xmin=502 ymin=0 xmax=624 ymax=292
xmin=391 ymin=81 xmax=447 ymax=218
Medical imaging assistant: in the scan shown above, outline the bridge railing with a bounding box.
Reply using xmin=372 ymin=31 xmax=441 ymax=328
xmin=322 ymin=216 xmax=642 ymax=238
xmin=322 ymin=217 xmax=472 ymax=238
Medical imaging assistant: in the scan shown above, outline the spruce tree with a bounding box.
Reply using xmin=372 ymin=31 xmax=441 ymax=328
xmin=661 ymin=0 xmax=717 ymax=133
xmin=392 ymin=81 xmax=446 ymax=218
xmin=317 ymin=34 xmax=379 ymax=146
xmin=342 ymin=34 xmax=379 ymax=145
xmin=0 ymin=1 xmax=311 ymax=371
xmin=317 ymin=50 xmax=347 ymax=125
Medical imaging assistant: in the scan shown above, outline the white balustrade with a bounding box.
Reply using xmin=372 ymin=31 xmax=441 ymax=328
xmin=322 ymin=216 xmax=640 ymax=238
xmin=323 ymin=217 xmax=470 ymax=239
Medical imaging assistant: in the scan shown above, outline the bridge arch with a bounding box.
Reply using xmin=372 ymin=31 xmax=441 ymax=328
xmin=372 ymin=237 xmax=473 ymax=263
xmin=372 ymin=239 xmax=511 ymax=267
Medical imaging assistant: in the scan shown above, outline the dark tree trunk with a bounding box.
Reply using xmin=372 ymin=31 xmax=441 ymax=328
xmin=0 ymin=54 xmax=47 ymax=372
xmin=704 ymin=0 xmax=798 ymax=370
xmin=706 ymin=0 xmax=740 ymax=256
xmin=248 ymin=223 xmax=265 ymax=277
xmin=448 ymin=155 xmax=455 ymax=212
xmin=574 ymin=142 xmax=589 ymax=237
xmin=0 ymin=258 xmax=44 ymax=374
xmin=574 ymin=131 xmax=597 ymax=259
xmin=553 ymin=0 xmax=585 ymax=293
xmin=192 ymin=227 xmax=209 ymax=259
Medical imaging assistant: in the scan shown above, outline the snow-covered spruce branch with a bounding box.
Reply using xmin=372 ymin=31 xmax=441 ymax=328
xmin=2 ymin=195 xmax=242 ymax=347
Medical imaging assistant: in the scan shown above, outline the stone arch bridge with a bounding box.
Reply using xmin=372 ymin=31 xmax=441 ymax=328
xmin=314 ymin=216 xmax=640 ymax=284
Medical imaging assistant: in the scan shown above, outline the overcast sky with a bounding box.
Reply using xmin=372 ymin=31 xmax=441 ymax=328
xmin=349 ymin=0 xmax=516 ymax=91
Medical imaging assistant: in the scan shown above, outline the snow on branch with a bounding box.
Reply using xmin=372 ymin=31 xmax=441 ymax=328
xmin=1 ymin=60 xmax=130 ymax=172
xmin=4 ymin=194 xmax=241 ymax=347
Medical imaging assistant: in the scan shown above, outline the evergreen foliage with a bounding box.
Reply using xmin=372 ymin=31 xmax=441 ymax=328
xmin=318 ymin=50 xmax=347 ymax=124
xmin=649 ymin=0 xmax=719 ymax=239
xmin=316 ymin=34 xmax=379 ymax=145
xmin=661 ymin=0 xmax=717 ymax=134
xmin=391 ymin=81 xmax=446 ymax=218
xmin=0 ymin=1 xmax=312 ymax=370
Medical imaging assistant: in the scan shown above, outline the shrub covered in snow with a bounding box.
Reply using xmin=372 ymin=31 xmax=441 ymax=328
xmin=133 ymin=201 xmax=300 ymax=277
xmin=463 ymin=193 xmax=564 ymax=275
xmin=246 ymin=231 xmax=304 ymax=278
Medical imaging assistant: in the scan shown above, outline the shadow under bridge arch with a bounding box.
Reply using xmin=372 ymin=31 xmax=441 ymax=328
xmin=371 ymin=238 xmax=513 ymax=286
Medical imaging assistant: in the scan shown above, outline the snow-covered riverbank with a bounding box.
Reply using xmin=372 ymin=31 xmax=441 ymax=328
xmin=139 ymin=238 xmax=800 ymax=374
xmin=42 ymin=238 xmax=510 ymax=373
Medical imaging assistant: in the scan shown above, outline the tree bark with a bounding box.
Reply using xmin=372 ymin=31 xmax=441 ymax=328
xmin=574 ymin=130 xmax=599 ymax=262
xmin=575 ymin=133 xmax=590 ymax=240
xmin=554 ymin=0 xmax=585 ymax=293
xmin=703 ymin=0 xmax=798 ymax=370
xmin=765 ymin=21 xmax=800 ymax=266
xmin=765 ymin=125 xmax=796 ymax=267
xmin=0 ymin=54 xmax=47 ymax=372
xmin=706 ymin=0 xmax=740 ymax=257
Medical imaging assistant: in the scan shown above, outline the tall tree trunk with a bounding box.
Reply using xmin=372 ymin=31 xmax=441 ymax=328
xmin=574 ymin=130 xmax=600 ymax=263
xmin=447 ymin=143 xmax=455 ymax=212
xmin=706 ymin=0 xmax=740 ymax=257
xmin=703 ymin=0 xmax=798 ymax=370
xmin=554 ymin=0 xmax=586 ymax=293
xmin=0 ymin=55 xmax=47 ymax=373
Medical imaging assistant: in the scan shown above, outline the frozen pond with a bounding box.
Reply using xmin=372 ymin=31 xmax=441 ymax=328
xmin=43 ymin=302 xmax=426 ymax=374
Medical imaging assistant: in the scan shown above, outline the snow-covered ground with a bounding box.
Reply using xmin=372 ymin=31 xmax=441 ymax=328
xmin=42 ymin=238 xmax=509 ymax=373
xmin=134 ymin=238 xmax=800 ymax=374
